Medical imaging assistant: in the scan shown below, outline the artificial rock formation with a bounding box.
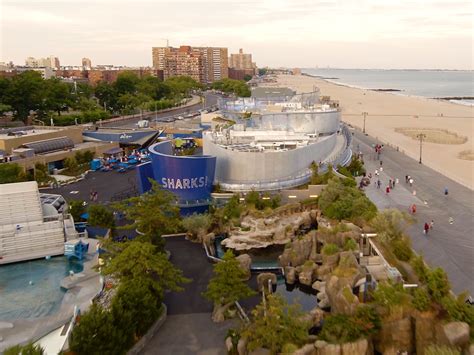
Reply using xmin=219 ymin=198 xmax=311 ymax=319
xmin=257 ymin=272 xmax=277 ymax=293
xmin=236 ymin=254 xmax=252 ymax=280
xmin=221 ymin=208 xmax=318 ymax=251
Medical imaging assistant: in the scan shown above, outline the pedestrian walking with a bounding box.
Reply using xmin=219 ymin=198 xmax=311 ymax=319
xmin=444 ymin=187 xmax=449 ymax=196
xmin=380 ymin=160 xmax=383 ymax=166
xmin=386 ymin=186 xmax=390 ymax=194
xmin=449 ymin=217 xmax=454 ymax=225
xmin=409 ymin=178 xmax=414 ymax=187
xmin=424 ymin=222 xmax=430 ymax=235
xmin=89 ymin=189 xmax=94 ymax=201
xmin=395 ymin=178 xmax=399 ymax=186
xmin=411 ymin=204 xmax=417 ymax=214
xmin=377 ymin=179 xmax=381 ymax=189
xmin=405 ymin=175 xmax=408 ymax=183
xmin=389 ymin=179 xmax=392 ymax=188
xmin=375 ymin=169 xmax=379 ymax=176
xmin=430 ymin=220 xmax=434 ymax=230
xmin=380 ymin=167 xmax=383 ymax=173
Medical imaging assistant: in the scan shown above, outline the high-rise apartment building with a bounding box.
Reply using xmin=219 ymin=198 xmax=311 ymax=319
xmin=82 ymin=57 xmax=92 ymax=70
xmin=25 ymin=56 xmax=60 ymax=69
xmin=229 ymin=48 xmax=254 ymax=71
xmin=152 ymin=45 xmax=228 ymax=83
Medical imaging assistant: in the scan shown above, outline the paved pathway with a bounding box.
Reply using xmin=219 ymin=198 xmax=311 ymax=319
xmin=351 ymin=129 xmax=474 ymax=296
xmin=141 ymin=237 xmax=236 ymax=355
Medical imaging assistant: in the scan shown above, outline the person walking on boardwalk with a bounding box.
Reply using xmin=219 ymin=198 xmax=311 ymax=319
xmin=411 ymin=204 xmax=417 ymax=214
xmin=405 ymin=175 xmax=409 ymax=183
xmin=424 ymin=222 xmax=430 ymax=235
xmin=409 ymin=178 xmax=414 ymax=187
xmin=430 ymin=220 xmax=434 ymax=230
xmin=377 ymin=179 xmax=381 ymax=189
xmin=444 ymin=187 xmax=449 ymax=196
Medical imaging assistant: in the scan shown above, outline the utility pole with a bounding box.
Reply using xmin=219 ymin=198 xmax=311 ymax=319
xmin=362 ymin=112 xmax=368 ymax=133
xmin=417 ymin=133 xmax=426 ymax=164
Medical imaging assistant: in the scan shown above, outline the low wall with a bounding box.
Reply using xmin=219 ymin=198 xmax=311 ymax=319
xmin=280 ymin=184 xmax=326 ymax=204
xmin=127 ymin=304 xmax=167 ymax=355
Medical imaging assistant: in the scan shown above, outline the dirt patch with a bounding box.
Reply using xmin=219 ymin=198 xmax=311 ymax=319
xmin=394 ymin=128 xmax=468 ymax=145
xmin=458 ymin=150 xmax=474 ymax=161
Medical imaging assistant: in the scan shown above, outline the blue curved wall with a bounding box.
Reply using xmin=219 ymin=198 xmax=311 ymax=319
xmin=137 ymin=141 xmax=216 ymax=204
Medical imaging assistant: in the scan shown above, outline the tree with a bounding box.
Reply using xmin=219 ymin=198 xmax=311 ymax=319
xmin=63 ymin=156 xmax=79 ymax=175
xmin=211 ymin=78 xmax=251 ymax=97
xmin=137 ymin=76 xmax=170 ymax=100
xmin=103 ymin=241 xmax=189 ymax=296
xmin=242 ymin=294 xmax=310 ymax=353
xmin=43 ymin=78 xmax=73 ymax=115
xmin=111 ymin=277 xmax=163 ymax=337
xmin=88 ymin=204 xmax=115 ymax=229
xmin=0 ymin=163 xmax=27 ymax=184
xmin=34 ymin=163 xmax=53 ymax=185
xmin=114 ymin=180 xmax=181 ymax=250
xmin=5 ymin=71 xmax=44 ymax=122
xmin=69 ymin=200 xmax=86 ymax=221
xmin=243 ymin=74 xmax=253 ymax=82
xmin=69 ymin=303 xmax=133 ymax=355
xmin=113 ymin=71 xmax=140 ymax=95
xmin=204 ymin=250 xmax=255 ymax=308
xmin=3 ymin=343 xmax=45 ymax=355
xmin=94 ymin=81 xmax=118 ymax=112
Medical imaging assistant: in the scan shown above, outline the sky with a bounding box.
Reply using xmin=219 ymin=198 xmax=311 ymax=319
xmin=0 ymin=0 xmax=473 ymax=69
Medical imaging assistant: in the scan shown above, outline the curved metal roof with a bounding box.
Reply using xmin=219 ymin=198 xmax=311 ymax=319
xmin=22 ymin=136 xmax=74 ymax=154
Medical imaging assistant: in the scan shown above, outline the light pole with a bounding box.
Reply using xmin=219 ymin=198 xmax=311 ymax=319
xmin=155 ymin=101 xmax=158 ymax=121
xmin=417 ymin=133 xmax=426 ymax=164
xmin=362 ymin=112 xmax=368 ymax=133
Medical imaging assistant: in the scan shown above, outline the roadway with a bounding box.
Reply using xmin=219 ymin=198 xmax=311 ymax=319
xmin=351 ymin=128 xmax=474 ymax=296
xmin=101 ymin=92 xmax=219 ymax=129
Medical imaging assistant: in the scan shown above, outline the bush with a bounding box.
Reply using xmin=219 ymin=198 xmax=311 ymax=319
xmin=426 ymin=268 xmax=450 ymax=302
xmin=441 ymin=293 xmax=474 ymax=330
xmin=322 ymin=243 xmax=339 ymax=256
xmin=372 ymin=281 xmax=410 ymax=314
xmin=182 ymin=213 xmax=211 ymax=238
xmin=34 ymin=163 xmax=53 ymax=185
xmin=69 ymin=200 xmax=86 ymax=221
xmin=391 ymin=238 xmax=413 ymax=261
xmin=346 ymin=156 xmax=366 ymax=176
xmin=411 ymin=255 xmax=429 ymax=282
xmin=343 ymin=238 xmax=358 ymax=251
xmin=412 ymin=287 xmax=431 ymax=311
xmin=4 ymin=343 xmax=44 ymax=355
xmin=319 ymin=306 xmax=381 ymax=345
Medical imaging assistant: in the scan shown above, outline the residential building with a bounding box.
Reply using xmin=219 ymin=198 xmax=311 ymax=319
xmin=25 ymin=56 xmax=60 ymax=69
xmin=82 ymin=57 xmax=92 ymax=70
xmin=152 ymin=45 xmax=228 ymax=83
xmin=229 ymin=48 xmax=254 ymax=71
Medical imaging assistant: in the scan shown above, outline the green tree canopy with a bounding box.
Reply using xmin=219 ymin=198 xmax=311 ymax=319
xmin=111 ymin=277 xmax=163 ymax=337
xmin=3 ymin=343 xmax=45 ymax=355
xmin=4 ymin=71 xmax=44 ymax=122
xmin=103 ymin=241 xmax=189 ymax=296
xmin=114 ymin=180 xmax=181 ymax=249
xmin=371 ymin=209 xmax=413 ymax=243
xmin=211 ymin=78 xmax=251 ymax=97
xmin=242 ymin=294 xmax=310 ymax=353
xmin=69 ymin=303 xmax=133 ymax=355
xmin=88 ymin=204 xmax=115 ymax=229
xmin=113 ymin=71 xmax=140 ymax=95
xmin=0 ymin=163 xmax=27 ymax=184
xmin=204 ymin=250 xmax=255 ymax=306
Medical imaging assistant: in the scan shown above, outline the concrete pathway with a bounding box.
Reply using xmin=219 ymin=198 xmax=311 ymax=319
xmin=351 ymin=128 xmax=474 ymax=296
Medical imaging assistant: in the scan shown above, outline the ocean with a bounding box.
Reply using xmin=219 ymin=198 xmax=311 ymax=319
xmin=302 ymin=68 xmax=474 ymax=106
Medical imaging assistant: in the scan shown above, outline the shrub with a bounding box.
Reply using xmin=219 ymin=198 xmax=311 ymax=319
xmin=411 ymin=255 xmax=429 ymax=282
xmin=4 ymin=343 xmax=44 ymax=355
xmin=426 ymin=268 xmax=450 ymax=303
xmin=34 ymin=163 xmax=53 ymax=185
xmin=441 ymin=293 xmax=474 ymax=330
xmin=343 ymin=238 xmax=358 ymax=251
xmin=412 ymin=287 xmax=431 ymax=311
xmin=322 ymin=243 xmax=339 ymax=256
xmin=391 ymin=238 xmax=413 ymax=261
xmin=182 ymin=213 xmax=211 ymax=238
xmin=0 ymin=163 xmax=27 ymax=184
xmin=372 ymin=281 xmax=410 ymax=314
xmin=69 ymin=200 xmax=86 ymax=222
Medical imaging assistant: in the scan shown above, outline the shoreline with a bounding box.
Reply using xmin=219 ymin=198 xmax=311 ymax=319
xmin=273 ymin=74 xmax=474 ymax=190
xmin=302 ymin=73 xmax=474 ymax=107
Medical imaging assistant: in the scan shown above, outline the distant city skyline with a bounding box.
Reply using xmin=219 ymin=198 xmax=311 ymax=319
xmin=1 ymin=0 xmax=472 ymax=70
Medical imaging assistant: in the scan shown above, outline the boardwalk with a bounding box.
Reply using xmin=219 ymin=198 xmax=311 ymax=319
xmin=351 ymin=129 xmax=474 ymax=296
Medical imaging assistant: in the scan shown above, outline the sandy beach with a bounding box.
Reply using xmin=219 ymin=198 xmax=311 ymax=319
xmin=274 ymin=74 xmax=474 ymax=189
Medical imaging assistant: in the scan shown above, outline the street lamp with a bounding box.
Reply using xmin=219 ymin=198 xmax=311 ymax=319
xmin=155 ymin=101 xmax=158 ymax=121
xmin=362 ymin=112 xmax=368 ymax=133
xmin=417 ymin=133 xmax=426 ymax=164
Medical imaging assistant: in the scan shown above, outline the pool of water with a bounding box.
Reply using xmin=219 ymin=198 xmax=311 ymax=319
xmin=0 ymin=257 xmax=83 ymax=320
xmin=274 ymin=276 xmax=318 ymax=312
